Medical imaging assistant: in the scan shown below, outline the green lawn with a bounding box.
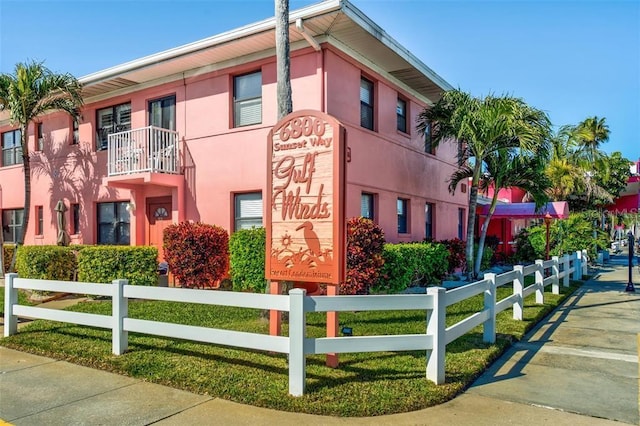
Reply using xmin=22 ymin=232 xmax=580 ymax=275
xmin=0 ymin=283 xmax=579 ymax=417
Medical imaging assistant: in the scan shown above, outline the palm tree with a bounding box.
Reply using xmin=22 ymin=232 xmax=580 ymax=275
xmin=0 ymin=61 xmax=83 ymax=271
xmin=573 ymin=116 xmax=609 ymax=164
xmin=417 ymin=90 xmax=550 ymax=278
xmin=275 ymin=0 xmax=292 ymax=119
xmin=474 ymin=150 xmax=550 ymax=276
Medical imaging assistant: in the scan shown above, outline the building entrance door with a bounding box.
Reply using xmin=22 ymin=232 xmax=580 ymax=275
xmin=147 ymin=197 xmax=172 ymax=261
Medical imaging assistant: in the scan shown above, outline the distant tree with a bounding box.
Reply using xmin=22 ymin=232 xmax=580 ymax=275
xmin=417 ymin=90 xmax=550 ymax=278
xmin=0 ymin=61 xmax=83 ymax=271
xmin=593 ymin=151 xmax=632 ymax=205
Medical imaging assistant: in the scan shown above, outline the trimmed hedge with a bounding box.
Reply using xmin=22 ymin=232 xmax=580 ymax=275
xmin=77 ymin=246 xmax=158 ymax=286
xmin=3 ymin=243 xmax=16 ymax=274
xmin=374 ymin=242 xmax=449 ymax=293
xmin=229 ymin=227 xmax=266 ymax=292
xmin=14 ymin=245 xmax=76 ymax=280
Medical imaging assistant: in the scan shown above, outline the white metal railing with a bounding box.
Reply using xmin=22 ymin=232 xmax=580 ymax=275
xmin=107 ymin=126 xmax=179 ymax=176
xmin=3 ymin=250 xmax=588 ymax=397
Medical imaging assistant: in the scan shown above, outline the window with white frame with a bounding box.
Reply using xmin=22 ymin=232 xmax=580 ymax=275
xmin=97 ymin=201 xmax=130 ymax=245
xmin=2 ymin=209 xmax=24 ymax=243
xmin=36 ymin=205 xmax=43 ymax=236
xmin=72 ymin=118 xmax=80 ymax=145
xmin=36 ymin=122 xmax=44 ymax=151
xmin=96 ymin=103 xmax=131 ymax=150
xmin=2 ymin=129 xmax=22 ymax=167
xmin=233 ymin=71 xmax=262 ymax=127
xmin=360 ymin=77 xmax=374 ymax=130
xmin=397 ymin=98 xmax=407 ymax=133
xmin=397 ymin=198 xmax=409 ymax=234
xmin=149 ymin=95 xmax=176 ymax=130
xmin=361 ymin=193 xmax=375 ymax=220
xmin=425 ymin=203 xmax=434 ymax=240
xmin=234 ymin=192 xmax=263 ymax=231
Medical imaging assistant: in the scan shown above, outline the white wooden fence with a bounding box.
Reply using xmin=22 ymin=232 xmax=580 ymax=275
xmin=3 ymin=250 xmax=588 ymax=396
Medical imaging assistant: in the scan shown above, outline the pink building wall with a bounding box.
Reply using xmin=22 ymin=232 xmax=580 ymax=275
xmin=1 ymin=44 xmax=466 ymax=249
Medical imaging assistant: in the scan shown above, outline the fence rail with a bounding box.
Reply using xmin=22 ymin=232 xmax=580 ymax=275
xmin=4 ymin=249 xmax=588 ymax=396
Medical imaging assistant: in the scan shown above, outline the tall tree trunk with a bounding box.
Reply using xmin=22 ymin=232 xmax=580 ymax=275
xmin=9 ymin=123 xmax=30 ymax=272
xmin=474 ymin=191 xmax=500 ymax=277
xmin=465 ymin=168 xmax=481 ymax=280
xmin=275 ymin=0 xmax=292 ymax=119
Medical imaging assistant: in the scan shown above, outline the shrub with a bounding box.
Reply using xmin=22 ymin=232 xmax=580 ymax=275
xmin=440 ymin=238 xmax=466 ymax=273
xmin=2 ymin=243 xmax=16 ymax=274
xmin=229 ymin=227 xmax=266 ymax=292
xmin=77 ymin=246 xmax=158 ymax=286
xmin=374 ymin=242 xmax=449 ymax=293
xmin=342 ymin=217 xmax=385 ymax=295
xmin=164 ymin=222 xmax=229 ymax=289
xmin=15 ymin=245 xmax=76 ymax=280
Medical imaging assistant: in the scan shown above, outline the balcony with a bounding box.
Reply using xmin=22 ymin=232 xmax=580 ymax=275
xmin=107 ymin=126 xmax=180 ymax=176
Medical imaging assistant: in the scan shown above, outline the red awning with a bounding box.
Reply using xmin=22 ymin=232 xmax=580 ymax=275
xmin=479 ymin=201 xmax=569 ymax=219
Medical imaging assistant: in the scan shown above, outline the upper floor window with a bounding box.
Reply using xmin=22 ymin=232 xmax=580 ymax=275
xmin=97 ymin=201 xmax=130 ymax=245
xmin=2 ymin=129 xmax=22 ymax=167
xmin=424 ymin=121 xmax=435 ymax=155
xmin=149 ymin=95 xmax=176 ymax=130
xmin=425 ymin=203 xmax=434 ymax=240
xmin=234 ymin=71 xmax=262 ymax=127
xmin=396 ymin=98 xmax=407 ymax=133
xmin=2 ymin=208 xmax=24 ymax=243
xmin=36 ymin=122 xmax=44 ymax=151
xmin=71 ymin=203 xmax=80 ymax=234
xmin=360 ymin=77 xmax=374 ymax=130
xmin=72 ymin=118 xmax=79 ymax=145
xmin=96 ymin=103 xmax=131 ymax=151
xmin=234 ymin=192 xmax=263 ymax=231
xmin=361 ymin=193 xmax=375 ymax=220
xmin=397 ymin=198 xmax=409 ymax=234
xmin=35 ymin=205 xmax=44 ymax=236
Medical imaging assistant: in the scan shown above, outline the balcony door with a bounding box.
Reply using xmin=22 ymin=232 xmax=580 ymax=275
xmin=148 ymin=95 xmax=176 ymax=130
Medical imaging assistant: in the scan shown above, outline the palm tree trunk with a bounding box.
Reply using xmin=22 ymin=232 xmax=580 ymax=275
xmin=9 ymin=124 xmax=30 ymax=272
xmin=275 ymin=0 xmax=292 ymax=119
xmin=465 ymin=169 xmax=481 ymax=279
xmin=474 ymin=191 xmax=499 ymax=277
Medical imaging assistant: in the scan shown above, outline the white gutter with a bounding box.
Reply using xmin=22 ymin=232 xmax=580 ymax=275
xmin=295 ymin=18 xmax=321 ymax=51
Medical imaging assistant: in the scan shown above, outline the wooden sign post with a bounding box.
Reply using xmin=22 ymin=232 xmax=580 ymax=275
xmin=266 ymin=110 xmax=346 ymax=367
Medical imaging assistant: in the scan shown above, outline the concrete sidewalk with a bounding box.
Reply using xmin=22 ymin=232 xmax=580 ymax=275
xmin=1 ymin=263 xmax=638 ymax=425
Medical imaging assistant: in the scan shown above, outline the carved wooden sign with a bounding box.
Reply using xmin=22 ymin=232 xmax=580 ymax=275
xmin=266 ymin=110 xmax=346 ymax=285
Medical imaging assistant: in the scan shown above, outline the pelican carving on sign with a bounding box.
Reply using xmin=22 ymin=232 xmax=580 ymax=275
xmin=296 ymin=221 xmax=320 ymax=258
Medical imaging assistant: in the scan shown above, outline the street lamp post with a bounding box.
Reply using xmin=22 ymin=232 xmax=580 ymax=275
xmin=626 ymin=231 xmax=635 ymax=292
xmin=544 ymin=213 xmax=553 ymax=261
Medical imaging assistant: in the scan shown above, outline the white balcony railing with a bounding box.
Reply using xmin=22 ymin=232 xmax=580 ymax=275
xmin=107 ymin=126 xmax=179 ymax=176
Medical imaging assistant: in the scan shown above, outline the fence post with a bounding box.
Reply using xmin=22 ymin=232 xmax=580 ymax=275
xmin=112 ymin=279 xmax=128 ymax=355
xmin=551 ymin=256 xmax=560 ymax=295
xmin=573 ymin=251 xmax=582 ymax=280
xmin=426 ymin=287 xmax=446 ymax=385
xmin=4 ymin=273 xmax=18 ymax=337
xmin=289 ymin=288 xmax=306 ymax=396
xmin=535 ymin=260 xmax=544 ymax=304
xmin=562 ymin=254 xmax=570 ymax=287
xmin=483 ymin=273 xmax=497 ymax=344
xmin=512 ymin=265 xmax=524 ymax=321
xmin=581 ymin=249 xmax=589 ymax=276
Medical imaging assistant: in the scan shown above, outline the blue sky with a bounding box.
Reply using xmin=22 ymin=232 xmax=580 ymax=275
xmin=1 ymin=0 xmax=638 ymax=161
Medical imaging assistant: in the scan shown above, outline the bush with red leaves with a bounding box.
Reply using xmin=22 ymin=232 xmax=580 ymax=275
xmin=163 ymin=222 xmax=229 ymax=289
xmin=440 ymin=238 xmax=467 ymax=273
xmin=342 ymin=217 xmax=385 ymax=295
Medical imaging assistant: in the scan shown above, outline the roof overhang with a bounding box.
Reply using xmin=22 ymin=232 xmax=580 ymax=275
xmin=77 ymin=0 xmax=451 ymax=104
xmin=479 ymin=202 xmax=570 ymax=220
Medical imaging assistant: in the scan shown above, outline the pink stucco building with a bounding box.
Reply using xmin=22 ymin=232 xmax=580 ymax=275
xmin=0 ymin=0 xmax=467 ymax=258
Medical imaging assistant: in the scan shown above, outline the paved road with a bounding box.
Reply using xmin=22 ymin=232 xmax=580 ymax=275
xmin=1 ymin=261 xmax=638 ymax=425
